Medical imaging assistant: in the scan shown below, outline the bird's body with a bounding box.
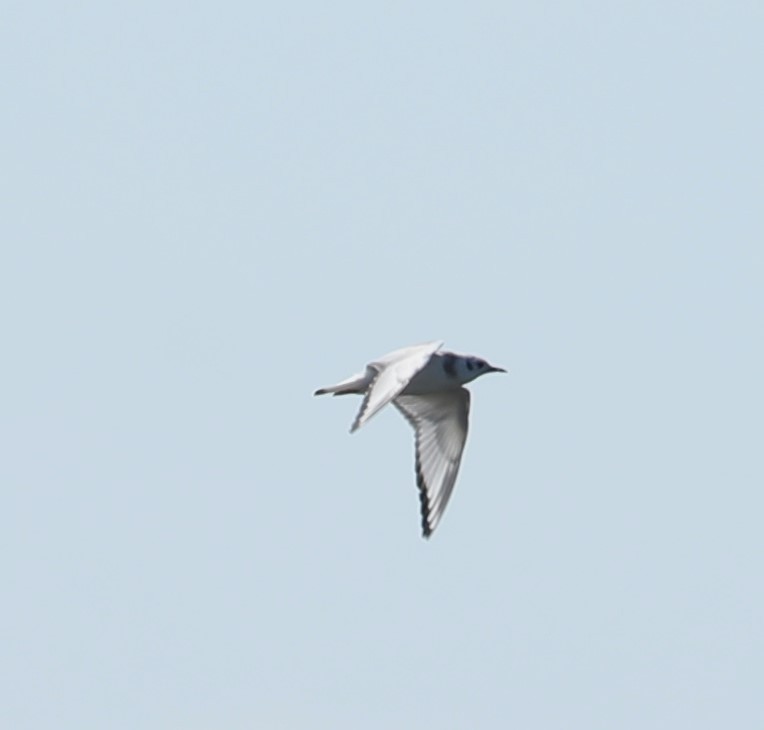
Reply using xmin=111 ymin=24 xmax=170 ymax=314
xmin=314 ymin=341 xmax=506 ymax=538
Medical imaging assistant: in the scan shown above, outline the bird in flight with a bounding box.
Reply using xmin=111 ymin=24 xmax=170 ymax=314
xmin=314 ymin=341 xmax=506 ymax=538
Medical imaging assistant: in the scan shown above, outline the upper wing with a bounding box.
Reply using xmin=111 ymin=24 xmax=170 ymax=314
xmin=393 ymin=388 xmax=470 ymax=538
xmin=350 ymin=341 xmax=443 ymax=433
xmin=370 ymin=340 xmax=443 ymax=369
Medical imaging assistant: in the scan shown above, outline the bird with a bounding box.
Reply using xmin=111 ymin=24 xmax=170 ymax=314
xmin=314 ymin=341 xmax=506 ymax=538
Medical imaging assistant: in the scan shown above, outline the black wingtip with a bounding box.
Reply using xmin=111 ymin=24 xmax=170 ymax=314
xmin=314 ymin=388 xmax=327 ymax=396
xmin=417 ymin=471 xmax=433 ymax=539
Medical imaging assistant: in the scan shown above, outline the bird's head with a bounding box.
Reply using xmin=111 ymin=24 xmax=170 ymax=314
xmin=460 ymin=356 xmax=507 ymax=384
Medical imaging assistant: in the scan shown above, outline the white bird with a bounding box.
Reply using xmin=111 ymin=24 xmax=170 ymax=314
xmin=314 ymin=341 xmax=506 ymax=538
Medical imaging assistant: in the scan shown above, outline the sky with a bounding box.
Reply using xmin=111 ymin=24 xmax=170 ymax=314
xmin=2 ymin=1 xmax=763 ymax=728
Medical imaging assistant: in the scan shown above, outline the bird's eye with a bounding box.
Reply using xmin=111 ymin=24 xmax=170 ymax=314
xmin=477 ymin=361 xmax=484 ymax=368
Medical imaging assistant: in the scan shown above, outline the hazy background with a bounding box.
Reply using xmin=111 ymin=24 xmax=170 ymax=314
xmin=2 ymin=1 xmax=762 ymax=728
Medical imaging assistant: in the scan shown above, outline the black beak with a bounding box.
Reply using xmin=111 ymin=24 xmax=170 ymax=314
xmin=487 ymin=365 xmax=507 ymax=373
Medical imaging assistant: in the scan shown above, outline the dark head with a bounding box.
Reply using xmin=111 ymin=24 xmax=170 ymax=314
xmin=461 ymin=356 xmax=507 ymax=383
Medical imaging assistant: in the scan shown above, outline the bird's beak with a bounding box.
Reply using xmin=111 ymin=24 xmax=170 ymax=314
xmin=488 ymin=365 xmax=507 ymax=373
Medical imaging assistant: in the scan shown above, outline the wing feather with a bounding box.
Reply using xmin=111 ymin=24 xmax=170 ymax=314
xmin=350 ymin=341 xmax=442 ymax=432
xmin=393 ymin=388 xmax=470 ymax=537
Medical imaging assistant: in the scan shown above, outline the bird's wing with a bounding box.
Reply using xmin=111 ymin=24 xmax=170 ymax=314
xmin=350 ymin=341 xmax=443 ymax=433
xmin=393 ymin=388 xmax=470 ymax=538
xmin=370 ymin=340 xmax=443 ymax=369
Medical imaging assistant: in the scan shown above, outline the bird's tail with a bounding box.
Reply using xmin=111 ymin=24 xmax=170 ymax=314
xmin=313 ymin=372 xmax=368 ymax=397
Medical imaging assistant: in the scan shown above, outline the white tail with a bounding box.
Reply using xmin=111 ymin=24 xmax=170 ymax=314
xmin=313 ymin=371 xmax=369 ymax=397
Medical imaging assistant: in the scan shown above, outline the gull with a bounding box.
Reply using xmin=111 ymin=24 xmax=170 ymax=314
xmin=314 ymin=341 xmax=506 ymax=538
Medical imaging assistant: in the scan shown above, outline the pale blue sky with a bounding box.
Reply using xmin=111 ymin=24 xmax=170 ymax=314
xmin=2 ymin=2 xmax=762 ymax=728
